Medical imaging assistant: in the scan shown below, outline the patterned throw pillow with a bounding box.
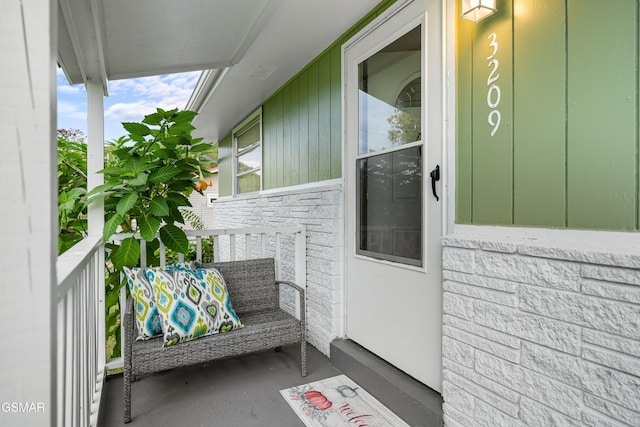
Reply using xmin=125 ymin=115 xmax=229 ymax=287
xmin=122 ymin=263 xmax=195 ymax=341
xmin=148 ymin=265 xmax=244 ymax=347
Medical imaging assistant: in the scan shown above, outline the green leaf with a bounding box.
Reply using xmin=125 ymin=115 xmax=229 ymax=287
xmin=103 ymin=212 xmax=123 ymax=241
xmin=122 ymin=122 xmax=152 ymax=136
xmin=128 ymin=172 xmax=148 ymax=187
xmin=116 ymin=192 xmax=139 ymax=216
xmin=142 ymin=112 xmax=163 ymax=125
xmin=149 ymin=196 xmax=169 ymax=217
xmin=111 ymin=237 xmax=140 ymax=269
xmin=162 ymin=136 xmax=189 ymax=147
xmin=148 ymin=166 xmax=180 ymax=184
xmin=173 ymin=110 xmax=197 ymax=123
xmin=139 ymin=216 xmax=161 ymax=242
xmin=154 ymin=148 xmax=175 ymax=160
xmin=86 ymin=182 xmax=116 ymax=198
xmin=165 ymin=192 xmax=191 ymax=207
xmin=159 ymin=224 xmax=189 ymax=254
xmin=114 ymin=147 xmax=132 ymax=160
xmin=170 ymin=122 xmax=196 ymax=135
xmin=188 ymin=143 xmax=212 ymax=154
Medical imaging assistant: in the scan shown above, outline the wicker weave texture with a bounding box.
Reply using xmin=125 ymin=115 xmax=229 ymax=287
xmin=123 ymin=258 xmax=306 ymax=423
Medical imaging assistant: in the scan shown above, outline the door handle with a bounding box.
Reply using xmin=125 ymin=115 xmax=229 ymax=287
xmin=429 ymin=165 xmax=440 ymax=201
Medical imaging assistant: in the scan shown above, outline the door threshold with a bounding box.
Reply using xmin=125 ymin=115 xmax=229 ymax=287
xmin=330 ymin=339 xmax=443 ymax=427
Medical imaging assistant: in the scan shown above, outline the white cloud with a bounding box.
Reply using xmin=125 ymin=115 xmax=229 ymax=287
xmin=105 ymin=71 xmax=200 ymax=121
xmin=58 ymin=100 xmax=87 ymax=120
xmin=58 ymin=84 xmax=82 ymax=95
xmin=105 ymin=101 xmax=158 ymax=121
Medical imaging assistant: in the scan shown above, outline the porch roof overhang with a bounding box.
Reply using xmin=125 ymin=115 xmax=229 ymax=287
xmin=57 ymin=0 xmax=380 ymax=140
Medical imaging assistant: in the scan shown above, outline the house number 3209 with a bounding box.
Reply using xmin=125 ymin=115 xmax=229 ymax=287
xmin=487 ymin=32 xmax=501 ymax=137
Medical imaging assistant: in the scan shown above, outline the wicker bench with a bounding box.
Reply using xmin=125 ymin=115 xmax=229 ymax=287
xmin=123 ymin=257 xmax=307 ymax=423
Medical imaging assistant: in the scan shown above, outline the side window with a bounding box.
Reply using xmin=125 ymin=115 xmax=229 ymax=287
xmin=233 ymin=109 xmax=262 ymax=195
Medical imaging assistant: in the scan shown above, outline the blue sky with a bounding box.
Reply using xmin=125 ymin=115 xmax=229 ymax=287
xmin=57 ymin=68 xmax=200 ymax=141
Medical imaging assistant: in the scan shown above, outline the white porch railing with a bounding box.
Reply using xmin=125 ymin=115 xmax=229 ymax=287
xmin=106 ymin=226 xmax=307 ymax=370
xmin=56 ymin=235 xmax=105 ymax=427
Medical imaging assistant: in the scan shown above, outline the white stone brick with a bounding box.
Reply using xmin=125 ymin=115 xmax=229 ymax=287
xmin=520 ymin=397 xmax=583 ymax=427
xmin=443 ymin=368 xmax=519 ymax=416
xmin=520 ymin=286 xmax=640 ymax=340
xmin=473 ymin=400 xmax=526 ymax=427
xmin=581 ymin=265 xmax=640 ymax=286
xmin=583 ymin=329 xmax=640 ymax=358
xmin=475 ymin=351 xmax=523 ymax=391
xmin=476 ymin=251 xmax=581 ymax=291
xmin=521 ymin=342 xmax=582 ymax=388
xmin=583 ymin=409 xmax=631 ymax=427
xmin=581 ymin=360 xmax=640 ymax=412
xmin=444 ymin=359 xmax=520 ymax=404
xmin=518 ymin=244 xmax=640 ymax=269
xmin=475 ymin=301 xmax=581 ymax=354
xmin=584 ymin=394 xmax=640 ymax=427
xmin=443 ymin=315 xmax=521 ymax=349
xmin=521 ymin=369 xmax=583 ymax=419
xmin=581 ymin=278 xmax=640 ymax=304
xmin=443 ymin=381 xmax=475 ymax=416
xmin=442 ymin=247 xmax=476 ymax=273
xmin=444 ymin=280 xmax=518 ymax=307
xmin=479 ymin=240 xmax=518 ymax=254
xmin=441 ymin=236 xmax=482 ymax=250
xmin=443 ymin=325 xmax=520 ymax=363
xmin=442 ymin=336 xmax=475 ymax=368
xmin=443 ymin=292 xmax=475 ymax=320
xmin=443 ymin=270 xmax=520 ymax=293
xmin=582 ymin=344 xmax=640 ymax=377
xmin=443 ymin=402 xmax=476 ymax=427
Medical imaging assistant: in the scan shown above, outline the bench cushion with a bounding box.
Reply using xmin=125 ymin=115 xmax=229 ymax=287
xmin=131 ymin=307 xmax=301 ymax=376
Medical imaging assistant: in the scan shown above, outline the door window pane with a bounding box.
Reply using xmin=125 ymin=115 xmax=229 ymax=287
xmin=357 ymin=146 xmax=422 ymax=266
xmin=358 ymin=26 xmax=421 ymax=155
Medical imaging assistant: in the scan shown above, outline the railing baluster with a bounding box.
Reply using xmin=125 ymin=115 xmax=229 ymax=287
xmin=275 ymin=232 xmax=282 ymax=281
xmin=230 ymin=234 xmax=236 ymax=261
xmin=160 ymin=240 xmax=166 ymax=267
xmin=196 ymin=237 xmax=202 ymax=263
xmin=140 ymin=239 xmax=147 ymax=268
xmin=214 ymin=235 xmax=220 ymax=262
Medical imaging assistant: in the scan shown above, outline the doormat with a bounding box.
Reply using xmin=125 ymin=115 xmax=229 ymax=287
xmin=280 ymin=375 xmax=410 ymax=427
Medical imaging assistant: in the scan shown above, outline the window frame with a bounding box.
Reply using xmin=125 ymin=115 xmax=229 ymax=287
xmin=232 ymin=108 xmax=262 ymax=195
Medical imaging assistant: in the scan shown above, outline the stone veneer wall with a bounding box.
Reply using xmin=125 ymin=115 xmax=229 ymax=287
xmin=212 ymin=182 xmax=343 ymax=355
xmin=441 ymin=234 xmax=640 ymax=427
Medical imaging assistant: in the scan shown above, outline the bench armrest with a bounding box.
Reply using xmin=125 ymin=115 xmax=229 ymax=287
xmin=276 ymin=280 xmax=306 ymax=324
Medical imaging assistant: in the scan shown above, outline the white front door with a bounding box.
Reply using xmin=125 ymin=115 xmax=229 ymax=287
xmin=343 ymin=0 xmax=443 ymax=391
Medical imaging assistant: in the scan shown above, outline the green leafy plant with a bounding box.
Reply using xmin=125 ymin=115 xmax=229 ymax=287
xmin=87 ymin=108 xmax=211 ymax=269
xmin=57 ymin=130 xmax=88 ymax=254
xmin=85 ymin=108 xmax=213 ymax=360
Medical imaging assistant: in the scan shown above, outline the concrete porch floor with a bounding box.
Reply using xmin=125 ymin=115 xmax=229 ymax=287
xmin=99 ymin=342 xmax=443 ymax=427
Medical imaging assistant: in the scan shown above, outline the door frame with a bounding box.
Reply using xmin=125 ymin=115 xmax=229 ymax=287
xmin=340 ymin=0 xmax=448 ymax=390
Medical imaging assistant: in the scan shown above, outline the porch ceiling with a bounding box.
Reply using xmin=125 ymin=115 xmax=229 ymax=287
xmin=57 ymin=0 xmax=380 ymax=139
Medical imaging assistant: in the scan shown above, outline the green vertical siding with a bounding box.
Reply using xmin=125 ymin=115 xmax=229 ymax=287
xmin=258 ymin=0 xmax=398 ymax=190
xmin=567 ymin=0 xmax=637 ymax=230
xmin=513 ymin=0 xmax=566 ymax=227
xmin=471 ymin=1 xmax=513 ymax=225
xmin=457 ymin=0 xmax=640 ymax=231
xmin=455 ymin=11 xmax=474 ymax=224
xmin=217 ymin=133 xmax=233 ymax=196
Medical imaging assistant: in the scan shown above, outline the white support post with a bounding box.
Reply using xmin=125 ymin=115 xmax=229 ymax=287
xmin=86 ymin=82 xmax=104 ymax=237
